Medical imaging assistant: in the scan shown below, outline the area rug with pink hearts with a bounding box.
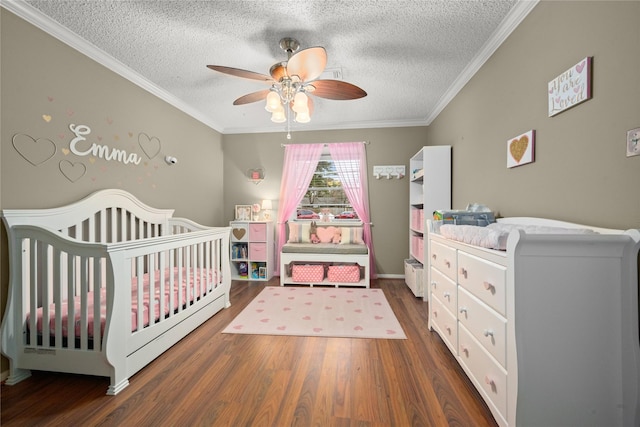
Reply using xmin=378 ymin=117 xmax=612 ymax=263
xmin=222 ymin=286 xmax=406 ymax=339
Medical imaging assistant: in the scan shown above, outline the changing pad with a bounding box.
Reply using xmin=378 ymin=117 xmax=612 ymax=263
xmin=439 ymin=222 xmax=597 ymax=250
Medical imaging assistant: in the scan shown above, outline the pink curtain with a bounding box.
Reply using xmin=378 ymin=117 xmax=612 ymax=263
xmin=327 ymin=142 xmax=376 ymax=279
xmin=275 ymin=143 xmax=324 ymax=275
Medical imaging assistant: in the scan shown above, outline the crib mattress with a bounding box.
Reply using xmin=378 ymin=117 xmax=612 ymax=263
xmin=281 ymin=243 xmax=368 ymax=255
xmin=28 ymin=267 xmax=218 ymax=339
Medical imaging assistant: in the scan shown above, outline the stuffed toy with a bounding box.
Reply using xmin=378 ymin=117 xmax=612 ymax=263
xmin=309 ymin=221 xmax=321 ymax=243
xmin=332 ymin=227 xmax=342 ymax=244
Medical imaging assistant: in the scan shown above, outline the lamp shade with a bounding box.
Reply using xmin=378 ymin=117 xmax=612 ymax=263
xmin=292 ymin=92 xmax=309 ymax=113
xmin=295 ymin=110 xmax=311 ymax=123
xmin=261 ymin=199 xmax=273 ymax=210
xmin=271 ymin=107 xmax=286 ymax=123
xmin=265 ymin=91 xmax=281 ymax=112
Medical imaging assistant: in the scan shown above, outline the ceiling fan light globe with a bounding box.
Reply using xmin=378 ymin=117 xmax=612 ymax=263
xmin=292 ymin=92 xmax=309 ymax=113
xmin=271 ymin=109 xmax=286 ymax=123
xmin=295 ymin=111 xmax=311 ymax=123
xmin=265 ymin=91 xmax=281 ymax=112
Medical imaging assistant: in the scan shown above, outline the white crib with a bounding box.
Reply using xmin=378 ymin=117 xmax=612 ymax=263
xmin=1 ymin=189 xmax=231 ymax=395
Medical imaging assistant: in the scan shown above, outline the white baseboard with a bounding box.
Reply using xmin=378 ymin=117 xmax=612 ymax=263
xmin=375 ymin=273 xmax=404 ymax=280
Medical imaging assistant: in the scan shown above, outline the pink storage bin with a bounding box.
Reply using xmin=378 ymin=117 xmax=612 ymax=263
xmin=249 ymin=242 xmax=266 ymax=261
xmin=249 ymin=223 xmax=267 ymax=241
xmin=291 ymin=264 xmax=325 ymax=283
xmin=327 ymin=265 xmax=360 ymax=283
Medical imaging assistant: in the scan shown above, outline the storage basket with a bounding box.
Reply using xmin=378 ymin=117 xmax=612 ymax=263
xmin=291 ymin=264 xmax=325 ymax=283
xmin=327 ymin=264 xmax=361 ymax=283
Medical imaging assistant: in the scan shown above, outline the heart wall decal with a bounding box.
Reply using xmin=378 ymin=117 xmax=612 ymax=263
xmin=507 ymin=130 xmax=535 ymax=169
xmin=138 ymin=133 xmax=161 ymax=159
xmin=13 ymin=133 xmax=57 ymax=166
xmin=59 ymin=160 xmax=87 ymax=182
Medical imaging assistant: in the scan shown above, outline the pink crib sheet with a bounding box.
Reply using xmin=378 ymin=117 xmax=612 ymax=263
xmin=28 ymin=267 xmax=217 ymax=339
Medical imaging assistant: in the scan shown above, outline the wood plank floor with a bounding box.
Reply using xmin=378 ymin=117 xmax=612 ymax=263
xmin=1 ymin=279 xmax=497 ymax=426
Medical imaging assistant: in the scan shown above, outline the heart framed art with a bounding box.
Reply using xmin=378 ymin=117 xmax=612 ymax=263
xmin=507 ymin=130 xmax=535 ymax=168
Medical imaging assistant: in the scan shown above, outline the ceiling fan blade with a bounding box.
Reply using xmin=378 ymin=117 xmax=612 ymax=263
xmin=286 ymin=47 xmax=327 ymax=82
xmin=207 ymin=65 xmax=273 ymax=82
xmin=308 ymin=80 xmax=367 ymax=100
xmin=233 ymin=89 xmax=271 ymax=105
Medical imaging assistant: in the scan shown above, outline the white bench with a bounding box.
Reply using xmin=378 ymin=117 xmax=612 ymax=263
xmin=280 ymin=221 xmax=370 ymax=287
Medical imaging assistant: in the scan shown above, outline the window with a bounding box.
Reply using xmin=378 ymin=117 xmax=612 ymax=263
xmin=296 ymin=153 xmax=359 ymax=221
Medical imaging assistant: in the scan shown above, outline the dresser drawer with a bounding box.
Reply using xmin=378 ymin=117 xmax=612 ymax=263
xmin=457 ymin=251 xmax=506 ymax=316
xmin=458 ymin=287 xmax=506 ymax=367
xmin=430 ymin=267 xmax=457 ymax=315
xmin=458 ymin=325 xmax=507 ymax=420
xmin=430 ymin=240 xmax=457 ymax=281
xmin=249 ymin=222 xmax=267 ymax=241
xmin=430 ymin=294 xmax=457 ymax=354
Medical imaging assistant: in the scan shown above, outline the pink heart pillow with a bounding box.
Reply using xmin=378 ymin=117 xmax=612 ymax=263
xmin=316 ymin=226 xmax=336 ymax=243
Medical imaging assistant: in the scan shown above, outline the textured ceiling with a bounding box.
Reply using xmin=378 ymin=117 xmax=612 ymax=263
xmin=9 ymin=0 xmax=535 ymax=135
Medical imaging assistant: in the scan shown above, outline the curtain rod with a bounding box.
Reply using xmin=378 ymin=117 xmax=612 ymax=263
xmin=280 ymin=141 xmax=369 ymax=148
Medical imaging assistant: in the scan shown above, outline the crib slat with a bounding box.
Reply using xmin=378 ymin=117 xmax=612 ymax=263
xmin=99 ymin=209 xmax=107 ymax=243
xmin=87 ymin=215 xmax=95 ymax=243
xmin=26 ymin=239 xmax=37 ymax=348
xmin=185 ymin=246 xmax=191 ymax=307
xmin=93 ymin=257 xmax=102 ymax=351
xmin=79 ymin=257 xmax=89 ymax=350
xmin=148 ymin=253 xmax=155 ymax=327
xmin=177 ymin=247 xmax=183 ymax=312
xmin=67 ymin=254 xmax=76 ymax=346
xmin=119 ymin=208 xmax=126 ymax=242
xmin=41 ymin=243 xmax=52 ymax=347
xmin=169 ymin=249 xmax=175 ymax=316
xmin=159 ymin=251 xmax=166 ymax=321
xmin=136 ymin=256 xmax=144 ymax=332
xmin=54 ymin=249 xmax=64 ymax=349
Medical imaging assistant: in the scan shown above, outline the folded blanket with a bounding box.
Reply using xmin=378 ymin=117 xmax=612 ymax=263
xmin=439 ymin=223 xmax=597 ymax=250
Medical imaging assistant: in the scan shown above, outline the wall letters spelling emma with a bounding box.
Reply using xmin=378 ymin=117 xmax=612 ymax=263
xmin=69 ymin=124 xmax=142 ymax=165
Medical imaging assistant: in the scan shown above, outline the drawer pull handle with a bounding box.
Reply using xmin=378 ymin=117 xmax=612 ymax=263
xmin=459 ymin=307 xmax=468 ymax=314
xmin=431 ymin=281 xmax=437 ymax=288
xmin=444 ymin=260 xmax=451 ymax=268
xmin=433 ymin=310 xmax=438 ymax=317
xmin=485 ymin=375 xmax=498 ymax=393
xmin=443 ymin=292 xmax=450 ymax=299
xmin=460 ymin=268 xmax=468 ymax=278
xmin=432 ymin=254 xmax=437 ymax=260
xmin=460 ymin=344 xmax=468 ymax=354
xmin=483 ymin=329 xmax=494 ymax=337
xmin=445 ymin=326 xmax=451 ymax=334
xmin=484 ymin=281 xmax=494 ymax=291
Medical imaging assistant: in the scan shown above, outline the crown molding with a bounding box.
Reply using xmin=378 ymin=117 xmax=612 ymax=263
xmin=425 ymin=0 xmax=539 ymax=125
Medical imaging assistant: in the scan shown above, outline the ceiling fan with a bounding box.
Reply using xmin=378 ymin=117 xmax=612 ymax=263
xmin=207 ymin=37 xmax=366 ymax=136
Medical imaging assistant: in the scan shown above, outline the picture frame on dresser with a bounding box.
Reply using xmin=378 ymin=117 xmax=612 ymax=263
xmin=235 ymin=205 xmax=251 ymax=220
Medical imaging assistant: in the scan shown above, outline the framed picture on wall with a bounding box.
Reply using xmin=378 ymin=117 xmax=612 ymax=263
xmin=235 ymin=205 xmax=252 ymax=221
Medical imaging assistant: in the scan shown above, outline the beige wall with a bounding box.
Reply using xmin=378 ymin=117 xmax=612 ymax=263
xmin=1 ymin=10 xmax=225 ymax=372
xmin=222 ymin=128 xmax=427 ymax=276
xmin=426 ymin=1 xmax=640 ymax=229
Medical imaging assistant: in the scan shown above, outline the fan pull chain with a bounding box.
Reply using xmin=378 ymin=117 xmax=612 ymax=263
xmin=286 ymin=102 xmax=292 ymax=139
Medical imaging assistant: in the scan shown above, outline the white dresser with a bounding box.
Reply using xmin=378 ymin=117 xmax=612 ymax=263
xmin=427 ymin=218 xmax=640 ymax=427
